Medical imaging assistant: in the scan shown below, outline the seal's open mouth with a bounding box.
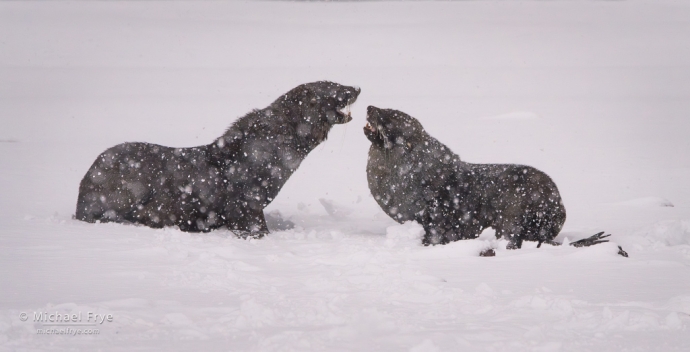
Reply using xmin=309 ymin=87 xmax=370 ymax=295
xmin=363 ymin=117 xmax=383 ymax=144
xmin=364 ymin=106 xmax=381 ymax=134
xmin=329 ymin=87 xmax=362 ymax=123
xmin=364 ymin=122 xmax=376 ymax=133
xmin=364 ymin=105 xmax=387 ymax=145
xmin=337 ymin=104 xmax=353 ymax=123
xmin=334 ymin=87 xmax=359 ymax=124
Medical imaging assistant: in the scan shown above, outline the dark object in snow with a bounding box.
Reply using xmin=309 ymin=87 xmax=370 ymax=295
xmin=479 ymin=248 xmax=496 ymax=257
xmin=540 ymin=232 xmax=629 ymax=257
xmin=567 ymin=231 xmax=610 ymax=248
xmin=76 ymin=81 xmax=359 ymax=237
xmin=318 ymin=198 xmax=353 ymax=219
xmin=617 ymin=246 xmax=629 ymax=257
xmin=364 ymin=106 xmax=566 ymax=249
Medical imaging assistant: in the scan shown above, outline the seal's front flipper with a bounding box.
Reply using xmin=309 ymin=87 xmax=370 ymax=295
xmin=420 ymin=205 xmax=452 ymax=246
xmin=570 ymin=231 xmax=611 ymax=248
xmin=541 ymin=240 xmax=562 ymax=247
xmin=227 ymin=209 xmax=269 ymax=240
xmin=479 ymin=248 xmax=496 ymax=257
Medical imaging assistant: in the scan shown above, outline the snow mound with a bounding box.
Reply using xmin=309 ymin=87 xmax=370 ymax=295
xmin=667 ymin=295 xmax=690 ymax=315
xmin=410 ymin=339 xmax=440 ymax=352
xmin=385 ymin=221 xmax=424 ymax=247
xmin=637 ymin=220 xmax=690 ymax=246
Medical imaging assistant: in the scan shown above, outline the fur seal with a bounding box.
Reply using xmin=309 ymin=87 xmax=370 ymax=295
xmin=364 ymin=106 xmax=609 ymax=250
xmin=76 ymin=81 xmax=360 ymax=237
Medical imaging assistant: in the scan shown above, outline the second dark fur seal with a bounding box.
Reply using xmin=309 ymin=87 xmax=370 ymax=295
xmin=364 ymin=106 xmax=612 ymax=250
xmin=76 ymin=81 xmax=360 ymax=237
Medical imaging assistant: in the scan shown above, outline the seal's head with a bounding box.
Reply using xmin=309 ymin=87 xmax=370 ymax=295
xmin=364 ymin=106 xmax=425 ymax=150
xmin=281 ymin=81 xmax=360 ymax=125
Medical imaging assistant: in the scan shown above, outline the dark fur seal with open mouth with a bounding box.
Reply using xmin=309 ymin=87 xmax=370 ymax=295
xmin=76 ymin=81 xmax=360 ymax=237
xmin=364 ymin=106 xmax=618 ymax=252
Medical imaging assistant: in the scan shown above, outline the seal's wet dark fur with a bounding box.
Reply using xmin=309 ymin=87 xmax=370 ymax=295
xmin=364 ymin=106 xmax=566 ymax=249
xmin=76 ymin=81 xmax=359 ymax=237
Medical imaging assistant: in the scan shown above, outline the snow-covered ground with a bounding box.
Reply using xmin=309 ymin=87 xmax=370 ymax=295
xmin=2 ymin=1 xmax=690 ymax=350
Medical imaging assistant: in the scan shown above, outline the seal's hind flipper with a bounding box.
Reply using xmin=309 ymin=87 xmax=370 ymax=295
xmin=569 ymin=232 xmax=611 ymax=248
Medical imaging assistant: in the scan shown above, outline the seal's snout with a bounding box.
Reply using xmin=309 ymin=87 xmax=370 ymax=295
xmin=331 ymin=85 xmax=359 ymax=125
xmin=363 ymin=106 xmax=380 ymax=141
xmin=367 ymin=106 xmax=387 ymax=125
xmin=366 ymin=105 xmax=382 ymax=121
xmin=345 ymin=86 xmax=360 ymax=105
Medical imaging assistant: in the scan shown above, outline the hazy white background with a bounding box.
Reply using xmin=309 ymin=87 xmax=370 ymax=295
xmin=1 ymin=1 xmax=689 ymax=350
